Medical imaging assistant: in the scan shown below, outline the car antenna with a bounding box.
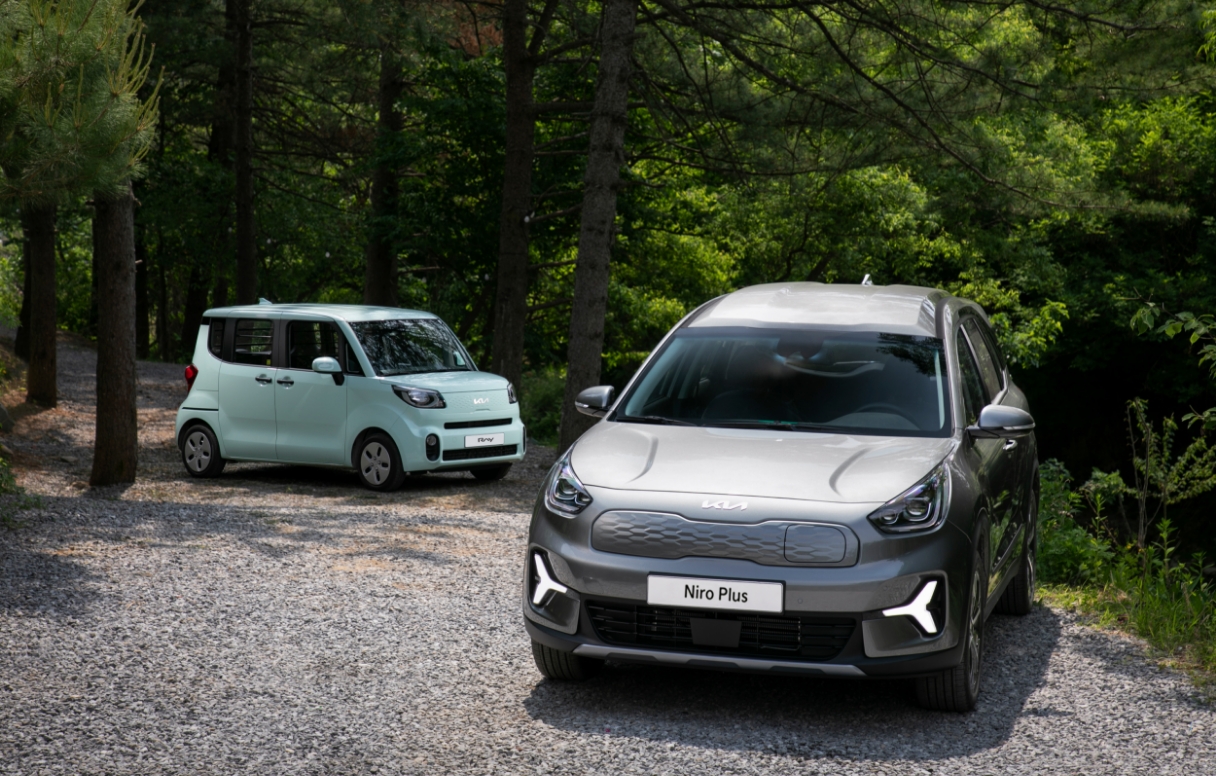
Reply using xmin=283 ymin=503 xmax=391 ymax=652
xmin=861 ymin=274 xmax=873 ymax=286
xmin=258 ymin=297 xmax=274 ymax=305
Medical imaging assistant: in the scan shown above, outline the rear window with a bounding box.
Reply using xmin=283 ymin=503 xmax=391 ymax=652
xmin=619 ymin=327 xmax=950 ymax=437
xmin=232 ymin=319 xmax=273 ymax=366
xmin=208 ymin=319 xmax=225 ymax=359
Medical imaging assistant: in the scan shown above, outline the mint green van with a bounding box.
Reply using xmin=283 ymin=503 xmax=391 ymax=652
xmin=174 ymin=304 xmax=525 ymax=490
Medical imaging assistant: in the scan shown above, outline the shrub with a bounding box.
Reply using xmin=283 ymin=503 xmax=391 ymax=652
xmin=520 ymin=368 xmax=566 ymax=447
xmin=1037 ymin=459 xmax=1113 ymax=584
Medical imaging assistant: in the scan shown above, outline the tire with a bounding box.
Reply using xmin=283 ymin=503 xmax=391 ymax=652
xmin=180 ymin=424 xmax=226 ymax=478
xmin=356 ymin=433 xmax=406 ymax=491
xmin=996 ymin=500 xmax=1037 ymax=616
xmin=916 ymin=550 xmax=986 ymax=712
xmin=470 ymin=464 xmax=511 ymax=481
xmin=531 ymin=639 xmax=603 ymax=681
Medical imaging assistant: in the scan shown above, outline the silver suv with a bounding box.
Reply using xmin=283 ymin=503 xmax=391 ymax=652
xmin=523 ymin=282 xmax=1037 ymax=712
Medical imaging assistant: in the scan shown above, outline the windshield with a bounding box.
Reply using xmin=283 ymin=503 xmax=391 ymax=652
xmin=619 ymin=328 xmax=950 ymax=437
xmin=349 ymin=319 xmax=473 ymax=377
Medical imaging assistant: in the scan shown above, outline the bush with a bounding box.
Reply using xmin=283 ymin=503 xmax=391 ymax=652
xmin=1037 ymin=459 xmax=1114 ymax=584
xmin=520 ymin=369 xmax=566 ymax=447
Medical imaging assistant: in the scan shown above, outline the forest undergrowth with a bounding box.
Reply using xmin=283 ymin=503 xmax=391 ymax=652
xmin=1037 ymin=458 xmax=1216 ymax=688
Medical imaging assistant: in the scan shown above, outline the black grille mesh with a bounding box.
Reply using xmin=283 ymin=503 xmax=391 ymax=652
xmin=442 ymin=444 xmax=518 ymax=461
xmin=444 ymin=418 xmax=512 ymax=430
xmin=586 ymin=600 xmax=855 ymax=661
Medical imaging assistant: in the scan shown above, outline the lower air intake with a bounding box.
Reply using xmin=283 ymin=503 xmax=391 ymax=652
xmin=442 ymin=444 xmax=518 ymax=462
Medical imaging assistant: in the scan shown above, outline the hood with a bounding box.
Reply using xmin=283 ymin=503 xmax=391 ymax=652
xmin=382 ymin=371 xmax=508 ymax=393
xmin=570 ymin=422 xmax=955 ymax=504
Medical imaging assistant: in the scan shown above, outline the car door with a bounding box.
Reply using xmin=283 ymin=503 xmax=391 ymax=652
xmin=958 ymin=319 xmax=1023 ymax=594
xmin=218 ymin=317 xmax=278 ymax=460
xmin=274 ymin=319 xmax=349 ymax=465
xmin=963 ymin=316 xmax=1029 ymax=589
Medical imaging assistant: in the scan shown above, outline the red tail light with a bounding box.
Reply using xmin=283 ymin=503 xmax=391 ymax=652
xmin=184 ymin=364 xmax=199 ymax=390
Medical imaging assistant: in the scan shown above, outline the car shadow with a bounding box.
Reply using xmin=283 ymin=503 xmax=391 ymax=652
xmin=522 ymin=605 xmax=1062 ymax=761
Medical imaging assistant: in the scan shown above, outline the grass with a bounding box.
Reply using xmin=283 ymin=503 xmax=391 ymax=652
xmin=1037 ymin=459 xmax=1216 ymax=688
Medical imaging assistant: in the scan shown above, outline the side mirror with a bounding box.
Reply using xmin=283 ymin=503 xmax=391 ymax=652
xmin=575 ymin=385 xmax=615 ymax=418
xmin=969 ymin=404 xmax=1034 ymax=439
xmin=312 ymin=356 xmax=345 ymax=386
xmin=312 ymin=356 xmax=341 ymax=373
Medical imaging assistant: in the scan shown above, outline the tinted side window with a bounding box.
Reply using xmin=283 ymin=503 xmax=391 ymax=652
xmin=956 ymin=329 xmax=987 ymax=426
xmin=962 ymin=319 xmax=1002 ymax=399
xmin=208 ymin=318 xmax=225 ymax=359
xmin=343 ymin=339 xmax=364 ymax=376
xmin=288 ymin=320 xmax=341 ymax=370
xmin=233 ymin=319 xmax=274 ymax=366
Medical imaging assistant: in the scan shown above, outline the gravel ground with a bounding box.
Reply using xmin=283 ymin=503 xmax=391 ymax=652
xmin=1 ymin=334 xmax=1214 ymax=775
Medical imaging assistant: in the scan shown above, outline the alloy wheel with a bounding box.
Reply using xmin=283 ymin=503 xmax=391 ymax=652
xmin=967 ymin=564 xmax=984 ymax=692
xmin=361 ymin=443 xmax=391 ymax=485
xmin=184 ymin=430 xmax=212 ymax=473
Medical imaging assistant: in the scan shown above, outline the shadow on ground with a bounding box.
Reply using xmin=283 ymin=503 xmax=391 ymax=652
xmin=523 ymin=606 xmax=1062 ymax=761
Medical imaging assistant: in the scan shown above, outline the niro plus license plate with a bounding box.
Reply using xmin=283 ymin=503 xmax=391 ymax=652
xmin=465 ymin=433 xmax=505 ymax=448
xmin=647 ymin=575 xmax=784 ymax=614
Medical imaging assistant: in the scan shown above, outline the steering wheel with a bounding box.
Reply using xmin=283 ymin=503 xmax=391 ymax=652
xmin=851 ymin=402 xmax=920 ymax=425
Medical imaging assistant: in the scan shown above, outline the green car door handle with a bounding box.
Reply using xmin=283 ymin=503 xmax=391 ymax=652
xmin=276 ymin=377 xmax=294 ymax=387
xmin=255 ymin=374 xmax=272 ymax=384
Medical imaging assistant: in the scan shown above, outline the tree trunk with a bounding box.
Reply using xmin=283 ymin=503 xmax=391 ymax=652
xmin=180 ymin=264 xmax=209 ymax=360
xmin=363 ymin=41 xmax=404 ymax=307
xmin=14 ymin=212 xmax=31 ymax=360
xmin=490 ymin=0 xmax=537 ymax=389
xmin=135 ymin=236 xmax=149 ymax=359
xmin=233 ymin=0 xmax=257 ymax=305
xmin=90 ymin=186 xmax=139 ymax=486
xmin=25 ymin=204 xmax=58 ymax=407
xmin=156 ymin=261 xmax=171 ymax=361
xmin=557 ymin=0 xmax=637 ymax=451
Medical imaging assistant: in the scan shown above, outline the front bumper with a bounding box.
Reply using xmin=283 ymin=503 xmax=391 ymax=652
xmin=522 ymin=495 xmax=973 ymax=678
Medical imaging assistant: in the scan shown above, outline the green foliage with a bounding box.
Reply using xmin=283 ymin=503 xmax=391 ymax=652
xmin=520 ymin=368 xmax=566 ymax=448
xmin=1037 ymin=460 xmax=1114 ymax=585
xmin=0 ymin=0 xmax=161 ymax=202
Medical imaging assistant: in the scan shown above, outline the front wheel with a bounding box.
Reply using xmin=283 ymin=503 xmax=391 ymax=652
xmin=181 ymin=425 xmax=226 ymax=478
xmin=997 ymin=500 xmax=1037 ymax=616
xmin=356 ymin=433 xmax=406 ymax=491
xmin=916 ymin=551 xmax=986 ymax=712
xmin=531 ymin=639 xmax=603 ymax=681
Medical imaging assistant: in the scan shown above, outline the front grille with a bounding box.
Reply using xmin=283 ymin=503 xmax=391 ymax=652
xmin=444 ymin=418 xmax=512 ymax=430
xmin=586 ymin=600 xmax=855 ymax=661
xmin=442 ymin=444 xmax=518 ymax=461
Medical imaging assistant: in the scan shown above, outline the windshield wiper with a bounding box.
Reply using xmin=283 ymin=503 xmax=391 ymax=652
xmin=617 ymin=415 xmax=698 ymax=426
xmin=706 ymin=419 xmax=837 ymax=432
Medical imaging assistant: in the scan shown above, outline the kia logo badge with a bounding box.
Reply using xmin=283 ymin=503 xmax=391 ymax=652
xmin=702 ymin=500 xmax=747 ymax=511
xmin=473 ymin=397 xmax=489 ymax=405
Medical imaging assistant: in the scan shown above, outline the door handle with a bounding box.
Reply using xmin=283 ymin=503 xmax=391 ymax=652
xmin=1002 ymin=438 xmax=1018 ymax=451
xmin=255 ymin=374 xmax=272 ymax=384
xmin=276 ymin=377 xmax=294 ymax=387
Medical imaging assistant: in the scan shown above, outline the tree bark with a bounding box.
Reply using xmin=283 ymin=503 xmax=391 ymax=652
xmin=233 ymin=0 xmax=257 ymax=305
xmin=180 ymin=264 xmax=209 ymax=360
xmin=557 ymin=0 xmax=637 ymax=451
xmin=14 ymin=213 xmax=31 ymax=360
xmin=25 ymin=204 xmax=58 ymax=407
xmin=490 ymin=0 xmax=537 ymax=389
xmin=156 ymin=261 xmax=171 ymax=361
xmin=135 ymin=236 xmax=149 ymax=360
xmin=362 ymin=41 xmax=404 ymax=307
xmin=91 ymin=186 xmax=139 ymax=486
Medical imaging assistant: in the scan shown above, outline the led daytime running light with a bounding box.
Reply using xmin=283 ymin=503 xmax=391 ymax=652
xmin=868 ymin=463 xmax=950 ymax=534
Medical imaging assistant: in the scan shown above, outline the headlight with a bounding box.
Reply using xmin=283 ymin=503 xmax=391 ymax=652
xmin=507 ymin=382 xmax=518 ymax=403
xmin=392 ymin=385 xmax=446 ymax=409
xmin=868 ymin=462 xmax=950 ymax=533
xmin=545 ymin=450 xmax=592 ymax=516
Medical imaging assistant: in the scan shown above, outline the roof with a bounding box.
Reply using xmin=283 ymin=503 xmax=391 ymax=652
xmin=690 ymin=282 xmax=948 ymax=337
xmin=203 ymin=303 xmax=439 ymax=323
